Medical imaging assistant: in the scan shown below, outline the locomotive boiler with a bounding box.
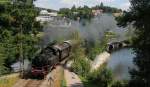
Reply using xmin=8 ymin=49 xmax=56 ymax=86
xmin=31 ymin=40 xmax=74 ymax=77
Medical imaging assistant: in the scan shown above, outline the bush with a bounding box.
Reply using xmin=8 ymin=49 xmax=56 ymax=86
xmin=71 ymin=57 xmax=91 ymax=77
xmin=111 ymin=81 xmax=127 ymax=87
xmin=0 ymin=66 xmax=9 ymax=76
xmin=85 ymin=39 xmax=107 ymax=60
xmin=70 ymin=38 xmax=91 ymax=77
xmin=87 ymin=66 xmax=113 ymax=87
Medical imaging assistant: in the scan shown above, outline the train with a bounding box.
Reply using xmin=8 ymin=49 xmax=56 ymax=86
xmin=106 ymin=40 xmax=131 ymax=53
xmin=30 ymin=40 xmax=74 ymax=78
xmin=107 ymin=42 xmax=123 ymax=52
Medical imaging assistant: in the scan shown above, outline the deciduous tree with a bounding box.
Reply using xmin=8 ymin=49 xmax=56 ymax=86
xmin=117 ymin=0 xmax=150 ymax=87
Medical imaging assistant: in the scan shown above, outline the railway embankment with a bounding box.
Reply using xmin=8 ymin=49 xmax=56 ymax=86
xmin=11 ymin=51 xmax=111 ymax=87
xmin=64 ymin=69 xmax=83 ymax=87
xmin=11 ymin=51 xmax=113 ymax=87
xmin=13 ymin=66 xmax=64 ymax=87
xmin=63 ymin=51 xmax=110 ymax=87
xmin=91 ymin=51 xmax=111 ymax=71
xmin=0 ymin=73 xmax=19 ymax=87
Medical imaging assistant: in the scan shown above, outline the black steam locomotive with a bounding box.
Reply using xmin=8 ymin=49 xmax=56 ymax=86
xmin=31 ymin=40 xmax=72 ymax=77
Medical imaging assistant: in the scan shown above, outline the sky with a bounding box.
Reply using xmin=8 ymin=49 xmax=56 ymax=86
xmin=34 ymin=0 xmax=130 ymax=11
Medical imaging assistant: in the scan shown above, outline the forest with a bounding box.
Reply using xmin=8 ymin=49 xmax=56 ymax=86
xmin=0 ymin=1 xmax=42 ymax=75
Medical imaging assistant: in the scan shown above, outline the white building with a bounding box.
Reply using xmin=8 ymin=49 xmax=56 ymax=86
xmin=36 ymin=10 xmax=58 ymax=23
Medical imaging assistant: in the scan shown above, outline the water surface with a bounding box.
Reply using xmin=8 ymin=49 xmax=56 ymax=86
xmin=107 ymin=48 xmax=135 ymax=80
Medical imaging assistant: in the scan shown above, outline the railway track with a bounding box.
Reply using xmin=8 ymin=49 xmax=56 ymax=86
xmin=13 ymin=58 xmax=69 ymax=87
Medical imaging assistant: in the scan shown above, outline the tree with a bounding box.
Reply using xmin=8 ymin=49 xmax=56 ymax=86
xmin=12 ymin=0 xmax=33 ymax=5
xmin=117 ymin=0 xmax=150 ymax=87
xmin=87 ymin=66 xmax=113 ymax=87
xmin=59 ymin=6 xmax=93 ymax=21
xmin=100 ymin=2 xmax=104 ymax=8
xmin=111 ymin=81 xmax=125 ymax=87
xmin=0 ymin=2 xmax=42 ymax=75
xmin=71 ymin=5 xmax=76 ymax=11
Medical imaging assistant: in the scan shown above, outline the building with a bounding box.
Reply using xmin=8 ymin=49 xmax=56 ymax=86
xmin=92 ymin=9 xmax=103 ymax=16
xmin=36 ymin=10 xmax=58 ymax=23
xmin=113 ymin=12 xmax=123 ymax=17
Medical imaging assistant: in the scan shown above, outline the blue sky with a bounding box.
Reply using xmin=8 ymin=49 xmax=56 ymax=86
xmin=34 ymin=0 xmax=130 ymax=11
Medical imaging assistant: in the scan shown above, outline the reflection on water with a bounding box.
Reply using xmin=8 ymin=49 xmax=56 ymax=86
xmin=107 ymin=48 xmax=135 ymax=80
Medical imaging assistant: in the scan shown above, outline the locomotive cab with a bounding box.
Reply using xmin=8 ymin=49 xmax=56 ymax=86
xmin=53 ymin=41 xmax=71 ymax=61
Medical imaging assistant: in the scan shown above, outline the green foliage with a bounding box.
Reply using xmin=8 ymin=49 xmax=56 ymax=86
xmin=58 ymin=5 xmax=93 ymax=21
xmin=0 ymin=2 xmax=42 ymax=75
xmin=83 ymin=66 xmax=113 ymax=87
xmin=58 ymin=3 xmax=122 ymax=21
xmin=92 ymin=2 xmax=122 ymax=13
xmin=0 ymin=0 xmax=11 ymax=4
xmin=85 ymin=32 xmax=110 ymax=60
xmin=61 ymin=75 xmax=66 ymax=87
xmin=69 ymin=30 xmax=115 ymax=87
xmin=116 ymin=11 xmax=134 ymax=27
xmin=117 ymin=0 xmax=150 ymax=87
xmin=111 ymin=81 xmax=126 ymax=87
xmin=0 ymin=66 xmax=9 ymax=76
xmin=85 ymin=40 xmax=102 ymax=60
xmin=71 ymin=57 xmax=91 ymax=77
xmin=70 ymin=40 xmax=91 ymax=77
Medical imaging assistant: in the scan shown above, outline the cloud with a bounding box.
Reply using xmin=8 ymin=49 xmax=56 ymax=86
xmin=34 ymin=0 xmax=130 ymax=10
xmin=61 ymin=0 xmax=115 ymax=7
xmin=34 ymin=0 xmax=63 ymax=10
xmin=119 ymin=2 xmax=130 ymax=10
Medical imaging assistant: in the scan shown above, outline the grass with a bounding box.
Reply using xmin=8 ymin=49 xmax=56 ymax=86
xmin=80 ymin=76 xmax=98 ymax=87
xmin=0 ymin=76 xmax=19 ymax=87
xmin=61 ymin=76 xmax=66 ymax=87
xmin=61 ymin=67 xmax=66 ymax=87
xmin=52 ymin=66 xmax=66 ymax=87
xmin=0 ymin=0 xmax=10 ymax=3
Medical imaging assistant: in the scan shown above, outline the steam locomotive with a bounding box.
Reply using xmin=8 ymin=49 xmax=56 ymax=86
xmin=30 ymin=40 xmax=73 ymax=77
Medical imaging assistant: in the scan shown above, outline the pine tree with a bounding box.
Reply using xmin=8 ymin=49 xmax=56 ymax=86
xmin=0 ymin=1 xmax=42 ymax=75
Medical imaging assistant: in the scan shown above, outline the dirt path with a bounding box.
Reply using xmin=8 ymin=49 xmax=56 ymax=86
xmin=92 ymin=52 xmax=110 ymax=70
xmin=13 ymin=79 xmax=43 ymax=87
xmin=13 ymin=65 xmax=64 ymax=87
xmin=64 ymin=69 xmax=83 ymax=87
xmin=0 ymin=73 xmax=19 ymax=79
